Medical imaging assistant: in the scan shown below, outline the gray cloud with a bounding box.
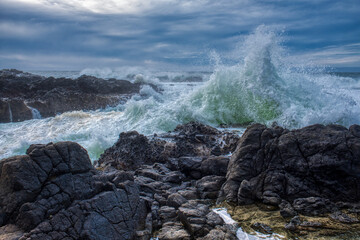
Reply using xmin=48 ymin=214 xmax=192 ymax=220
xmin=0 ymin=0 xmax=359 ymax=70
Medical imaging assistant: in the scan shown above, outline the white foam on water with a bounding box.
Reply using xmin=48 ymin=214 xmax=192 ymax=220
xmin=212 ymin=208 xmax=286 ymax=240
xmin=1 ymin=25 xmax=359 ymax=161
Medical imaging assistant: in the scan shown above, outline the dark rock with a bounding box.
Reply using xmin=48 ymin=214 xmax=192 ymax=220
xmin=159 ymin=206 xmax=177 ymax=223
xmin=178 ymin=157 xmax=203 ymax=179
xmin=251 ymin=222 xmax=273 ymax=234
xmin=198 ymin=226 xmax=237 ymax=240
xmin=178 ymin=200 xmax=224 ymax=238
xmin=0 ymin=224 xmax=24 ymax=240
xmin=196 ymin=176 xmax=226 ymax=199
xmin=220 ymin=123 xmax=360 ymax=216
xmin=0 ymin=142 xmax=147 ymax=240
xmin=279 ymin=200 xmax=297 ymax=218
xmin=330 ymin=211 xmax=359 ymax=224
xmin=0 ymin=69 xmax=152 ymax=123
xmin=293 ymin=197 xmax=336 ymax=216
xmin=157 ymin=222 xmax=191 ymax=240
xmin=98 ymin=131 xmax=167 ymax=170
xmin=200 ymin=156 xmax=229 ymax=176
xmin=285 ymin=216 xmax=301 ymax=231
xmin=98 ymin=122 xmax=240 ymax=176
xmin=300 ymin=221 xmax=323 ymax=228
xmin=178 ymin=189 xmax=198 ymax=200
xmin=167 ymin=193 xmax=187 ymax=209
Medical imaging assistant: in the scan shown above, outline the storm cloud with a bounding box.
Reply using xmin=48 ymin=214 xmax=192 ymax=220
xmin=0 ymin=0 xmax=359 ymax=70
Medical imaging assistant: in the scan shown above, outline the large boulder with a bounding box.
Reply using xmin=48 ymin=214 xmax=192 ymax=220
xmin=220 ymin=124 xmax=360 ymax=215
xmin=0 ymin=142 xmax=147 ymax=240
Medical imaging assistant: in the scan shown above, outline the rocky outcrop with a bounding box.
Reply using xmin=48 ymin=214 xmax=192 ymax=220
xmin=96 ymin=122 xmax=240 ymax=239
xmin=97 ymin=122 xmax=240 ymax=172
xmin=220 ymin=123 xmax=360 ymax=217
xmin=0 ymin=142 xmax=147 ymax=240
xmin=3 ymin=122 xmax=360 ymax=239
xmin=0 ymin=122 xmax=240 ymax=239
xmin=0 ymin=69 xmax=156 ymax=123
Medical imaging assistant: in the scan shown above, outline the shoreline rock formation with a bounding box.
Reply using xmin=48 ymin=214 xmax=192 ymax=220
xmin=1 ymin=122 xmax=360 ymax=239
xmin=0 ymin=69 xmax=157 ymax=123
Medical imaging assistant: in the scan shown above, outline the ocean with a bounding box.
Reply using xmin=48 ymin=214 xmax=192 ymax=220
xmin=1 ymin=27 xmax=359 ymax=161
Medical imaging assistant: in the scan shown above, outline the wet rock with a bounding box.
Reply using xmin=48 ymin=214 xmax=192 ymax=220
xmin=285 ymin=216 xmax=301 ymax=231
xmin=330 ymin=211 xmax=359 ymax=224
xmin=0 ymin=224 xmax=24 ymax=240
xmin=293 ymin=197 xmax=336 ymax=216
xmin=159 ymin=206 xmax=177 ymax=223
xmin=0 ymin=69 xmax=149 ymax=123
xmin=198 ymin=226 xmax=237 ymax=240
xmin=178 ymin=157 xmax=203 ymax=179
xmin=98 ymin=131 xmax=167 ymax=170
xmin=167 ymin=193 xmax=187 ymax=209
xmin=0 ymin=142 xmax=147 ymax=240
xmin=220 ymin=123 xmax=360 ymax=216
xmin=178 ymin=200 xmax=224 ymax=238
xmin=279 ymin=200 xmax=297 ymax=218
xmin=196 ymin=176 xmax=226 ymax=199
xmin=200 ymin=156 xmax=229 ymax=176
xmin=98 ymin=122 xmax=240 ymax=177
xmin=157 ymin=222 xmax=191 ymax=240
xmin=300 ymin=221 xmax=323 ymax=228
xmin=251 ymin=222 xmax=273 ymax=234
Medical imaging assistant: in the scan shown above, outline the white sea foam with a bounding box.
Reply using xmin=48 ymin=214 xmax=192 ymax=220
xmin=1 ymin=25 xmax=359 ymax=160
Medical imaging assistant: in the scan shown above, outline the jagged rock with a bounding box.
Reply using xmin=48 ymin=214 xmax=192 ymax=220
xmin=167 ymin=193 xmax=187 ymax=209
xmin=330 ymin=211 xmax=359 ymax=224
xmin=279 ymin=200 xmax=297 ymax=218
xmin=196 ymin=176 xmax=226 ymax=199
xmin=200 ymin=156 xmax=229 ymax=176
xmin=156 ymin=222 xmax=191 ymax=240
xmin=251 ymin=222 xmax=273 ymax=234
xmin=178 ymin=157 xmax=203 ymax=179
xmin=178 ymin=200 xmax=224 ymax=238
xmin=0 ymin=224 xmax=24 ymax=240
xmin=285 ymin=216 xmax=301 ymax=231
xmin=198 ymin=226 xmax=237 ymax=240
xmin=293 ymin=197 xmax=336 ymax=216
xmin=98 ymin=122 xmax=240 ymax=176
xmin=159 ymin=206 xmax=177 ymax=223
xmin=0 ymin=142 xmax=147 ymax=240
xmin=220 ymin=124 xmax=360 ymax=216
xmin=0 ymin=69 xmax=155 ymax=123
xmin=98 ymin=131 xmax=167 ymax=170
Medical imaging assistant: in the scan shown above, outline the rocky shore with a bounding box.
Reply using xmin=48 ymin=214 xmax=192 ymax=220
xmin=1 ymin=122 xmax=360 ymax=239
xmin=0 ymin=69 xmax=157 ymax=123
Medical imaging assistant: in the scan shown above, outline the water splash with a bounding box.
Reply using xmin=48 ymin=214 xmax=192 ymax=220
xmin=122 ymin=25 xmax=360 ymax=130
xmin=8 ymin=102 xmax=13 ymax=122
xmin=24 ymin=103 xmax=42 ymax=119
xmin=30 ymin=107 xmax=42 ymax=119
xmin=0 ymin=25 xmax=359 ymax=160
xmin=212 ymin=208 xmax=285 ymax=240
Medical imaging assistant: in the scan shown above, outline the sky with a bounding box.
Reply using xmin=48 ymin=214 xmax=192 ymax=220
xmin=0 ymin=0 xmax=359 ymax=71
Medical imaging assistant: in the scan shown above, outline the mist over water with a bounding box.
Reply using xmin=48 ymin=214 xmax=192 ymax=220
xmin=1 ymin=26 xmax=359 ymax=160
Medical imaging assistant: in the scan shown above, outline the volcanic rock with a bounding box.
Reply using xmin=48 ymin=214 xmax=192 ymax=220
xmin=0 ymin=69 xmax=155 ymax=123
xmin=220 ymin=123 xmax=360 ymax=216
xmin=0 ymin=142 xmax=147 ymax=240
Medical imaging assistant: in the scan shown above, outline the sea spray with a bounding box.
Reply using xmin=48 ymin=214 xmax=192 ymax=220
xmin=0 ymin=25 xmax=359 ymax=160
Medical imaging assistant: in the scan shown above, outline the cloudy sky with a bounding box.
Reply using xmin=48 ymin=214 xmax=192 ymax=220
xmin=0 ymin=0 xmax=359 ymax=70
